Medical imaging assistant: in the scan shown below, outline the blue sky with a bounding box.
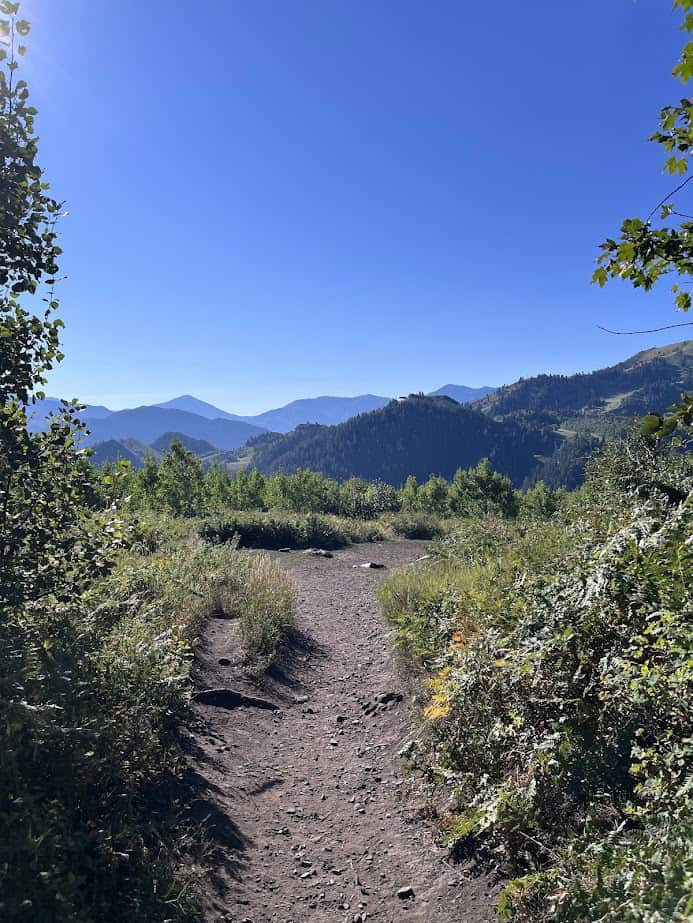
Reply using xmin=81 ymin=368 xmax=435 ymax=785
xmin=21 ymin=0 xmax=690 ymax=413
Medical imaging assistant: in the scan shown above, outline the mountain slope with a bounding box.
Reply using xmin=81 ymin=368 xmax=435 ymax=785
xmin=251 ymin=395 xmax=559 ymax=485
xmin=154 ymin=395 xmax=241 ymax=421
xmin=150 ymin=431 xmax=218 ymax=455
xmin=246 ymin=394 xmax=390 ymax=432
xmin=476 ymin=340 xmax=693 ymax=423
xmin=89 ymin=439 xmax=152 ymax=468
xmin=428 ymin=384 xmax=496 ymax=402
xmin=83 ymin=407 xmax=266 ymax=450
xmin=27 ymin=397 xmax=113 ymax=431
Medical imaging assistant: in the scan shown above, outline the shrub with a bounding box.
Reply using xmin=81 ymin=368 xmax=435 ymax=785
xmin=0 ymin=553 xmax=203 ymax=923
xmin=382 ymin=510 xmax=446 ymax=539
xmin=378 ymin=557 xmax=479 ymax=664
xmin=380 ymin=443 xmax=693 ymax=922
xmin=199 ymin=511 xmax=386 ymax=549
xmin=379 ymin=516 xmax=567 ymax=665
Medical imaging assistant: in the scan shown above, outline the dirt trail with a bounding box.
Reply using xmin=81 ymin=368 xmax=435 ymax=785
xmin=188 ymin=541 xmax=498 ymax=923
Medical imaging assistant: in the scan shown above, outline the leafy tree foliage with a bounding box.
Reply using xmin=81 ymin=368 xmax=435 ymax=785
xmin=155 ymin=438 xmax=204 ymax=516
xmin=0 ymin=10 xmax=199 ymax=919
xmin=593 ymin=1 xmax=693 ymax=437
xmin=113 ymin=451 xmax=558 ymax=525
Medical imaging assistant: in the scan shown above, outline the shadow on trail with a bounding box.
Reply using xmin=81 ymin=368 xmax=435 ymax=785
xmin=183 ymin=767 xmax=251 ymax=906
xmin=263 ymin=628 xmax=327 ymax=695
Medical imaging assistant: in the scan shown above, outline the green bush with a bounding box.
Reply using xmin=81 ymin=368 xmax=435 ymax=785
xmin=199 ymin=510 xmax=386 ymax=549
xmin=0 ymin=548 xmax=203 ymax=922
xmin=382 ymin=510 xmax=446 ymax=539
xmin=380 ymin=443 xmax=693 ymax=922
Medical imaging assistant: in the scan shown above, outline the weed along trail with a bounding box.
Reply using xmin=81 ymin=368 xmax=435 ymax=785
xmin=188 ymin=541 xmax=498 ymax=923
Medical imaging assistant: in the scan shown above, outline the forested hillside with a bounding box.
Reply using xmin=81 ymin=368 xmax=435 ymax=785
xmin=476 ymin=340 xmax=693 ymax=424
xmin=251 ymin=395 xmax=559 ymax=485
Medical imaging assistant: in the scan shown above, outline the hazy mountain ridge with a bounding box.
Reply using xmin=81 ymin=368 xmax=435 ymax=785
xmin=32 ymin=385 xmax=492 ymax=443
xmin=154 ymin=395 xmax=242 ymax=421
xmin=91 ymin=431 xmax=244 ymax=470
xmin=44 ymin=343 xmax=693 ymax=480
xmin=83 ymin=407 xmax=266 ymax=450
xmin=150 ymin=431 xmax=218 ymax=455
xmin=28 ymin=397 xmax=113 ymax=429
xmin=429 ymin=384 xmax=496 ymax=402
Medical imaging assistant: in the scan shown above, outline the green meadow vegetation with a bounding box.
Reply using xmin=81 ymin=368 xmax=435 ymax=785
xmin=101 ymin=442 xmax=563 ymax=549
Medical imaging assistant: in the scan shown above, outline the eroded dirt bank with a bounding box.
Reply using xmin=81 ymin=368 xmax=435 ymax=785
xmin=187 ymin=541 xmax=498 ymax=923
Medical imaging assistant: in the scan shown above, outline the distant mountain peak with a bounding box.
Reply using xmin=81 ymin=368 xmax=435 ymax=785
xmin=154 ymin=395 xmax=239 ymax=421
xmin=428 ymin=384 xmax=496 ymax=403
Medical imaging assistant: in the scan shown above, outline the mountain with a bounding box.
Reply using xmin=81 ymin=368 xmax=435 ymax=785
xmin=83 ymin=407 xmax=266 ymax=450
xmin=28 ymin=386 xmax=497 ymax=440
xmin=155 ymin=390 xmax=495 ymax=431
xmin=27 ymin=397 xmax=113 ymax=431
xmin=150 ymin=431 xmax=218 ymax=455
xmin=476 ymin=340 xmax=693 ymax=426
xmin=245 ymin=395 xmax=390 ymax=432
xmin=473 ymin=341 xmax=693 ymax=490
xmin=154 ymin=395 xmax=241 ymax=421
xmin=251 ymin=395 xmax=559 ymax=486
xmin=428 ymin=384 xmax=496 ymax=402
xmin=89 ymin=438 xmax=152 ymax=469
xmin=155 ymin=394 xmax=393 ymax=431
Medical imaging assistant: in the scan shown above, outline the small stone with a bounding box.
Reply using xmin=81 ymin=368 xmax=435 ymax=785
xmin=376 ymin=691 xmax=403 ymax=705
xmin=304 ymin=548 xmax=333 ymax=558
xmin=397 ymin=886 xmax=415 ymax=900
xmin=218 ymin=657 xmax=231 ymax=666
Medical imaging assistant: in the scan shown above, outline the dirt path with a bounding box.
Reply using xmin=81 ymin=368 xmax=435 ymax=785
xmin=188 ymin=541 xmax=498 ymax=923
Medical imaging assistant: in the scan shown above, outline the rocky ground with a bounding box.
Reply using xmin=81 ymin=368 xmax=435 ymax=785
xmin=187 ymin=540 xmax=500 ymax=923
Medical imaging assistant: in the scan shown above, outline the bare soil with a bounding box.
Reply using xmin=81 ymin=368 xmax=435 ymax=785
xmin=187 ymin=540 xmax=499 ymax=923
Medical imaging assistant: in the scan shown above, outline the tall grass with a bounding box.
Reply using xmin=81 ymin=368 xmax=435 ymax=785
xmin=378 ymin=516 xmax=569 ymax=664
xmin=237 ymin=553 xmax=296 ymax=669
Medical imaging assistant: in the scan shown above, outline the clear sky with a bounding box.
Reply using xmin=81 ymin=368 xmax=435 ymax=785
xmin=20 ymin=0 xmax=691 ymax=413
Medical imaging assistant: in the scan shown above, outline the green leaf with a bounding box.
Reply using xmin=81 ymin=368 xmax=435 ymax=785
xmin=640 ymin=415 xmax=663 ymax=436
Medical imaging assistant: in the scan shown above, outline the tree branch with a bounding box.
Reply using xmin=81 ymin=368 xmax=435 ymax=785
xmin=646 ymin=174 xmax=693 ymax=223
xmin=597 ymin=321 xmax=693 ymax=335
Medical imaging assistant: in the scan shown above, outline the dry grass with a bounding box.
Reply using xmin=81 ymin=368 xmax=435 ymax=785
xmin=237 ymin=552 xmax=297 ymax=668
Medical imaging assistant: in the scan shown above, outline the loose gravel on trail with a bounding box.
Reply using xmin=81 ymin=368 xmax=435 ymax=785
xmin=188 ymin=541 xmax=499 ymax=923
